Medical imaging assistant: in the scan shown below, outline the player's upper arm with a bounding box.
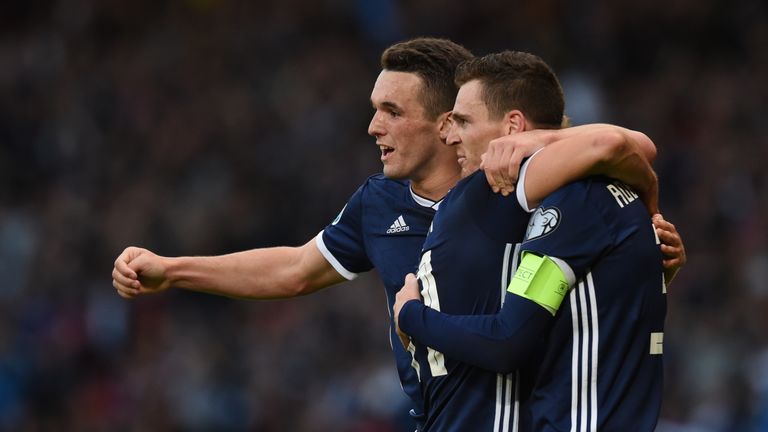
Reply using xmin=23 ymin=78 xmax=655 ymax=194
xmin=519 ymin=127 xmax=657 ymax=210
xmin=294 ymin=239 xmax=348 ymax=295
xmin=626 ymin=129 xmax=656 ymax=163
xmin=508 ymin=251 xmax=575 ymax=315
xmin=517 ymin=135 xmax=614 ymax=210
xmin=520 ymin=179 xmax=614 ymax=282
xmin=315 ymin=180 xmax=375 ymax=275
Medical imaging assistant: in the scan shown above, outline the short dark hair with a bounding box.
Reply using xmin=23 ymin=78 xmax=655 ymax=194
xmin=455 ymin=51 xmax=564 ymax=128
xmin=381 ymin=37 xmax=474 ymax=120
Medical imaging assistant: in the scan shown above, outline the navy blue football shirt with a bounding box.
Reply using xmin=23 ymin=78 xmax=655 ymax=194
xmin=520 ymin=177 xmax=666 ymax=431
xmin=317 ymin=173 xmax=440 ymax=422
xmin=405 ymin=169 xmax=537 ymax=432
xmin=399 ymin=176 xmax=666 ymax=431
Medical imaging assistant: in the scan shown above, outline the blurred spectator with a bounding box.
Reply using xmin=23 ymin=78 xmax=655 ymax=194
xmin=0 ymin=0 xmax=766 ymax=430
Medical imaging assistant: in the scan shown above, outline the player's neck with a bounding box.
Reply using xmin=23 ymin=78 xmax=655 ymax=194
xmin=410 ymin=167 xmax=461 ymax=201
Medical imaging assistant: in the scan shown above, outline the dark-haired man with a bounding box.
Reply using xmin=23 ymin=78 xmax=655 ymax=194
xmin=395 ymin=51 xmax=672 ymax=431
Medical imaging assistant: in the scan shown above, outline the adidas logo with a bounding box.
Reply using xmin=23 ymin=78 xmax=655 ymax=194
xmin=386 ymin=215 xmax=410 ymax=234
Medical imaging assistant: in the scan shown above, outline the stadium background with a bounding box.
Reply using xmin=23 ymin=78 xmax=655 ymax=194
xmin=1 ymin=0 xmax=766 ymax=430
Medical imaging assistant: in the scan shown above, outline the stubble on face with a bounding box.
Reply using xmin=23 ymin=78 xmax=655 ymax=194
xmin=369 ymin=71 xmax=442 ymax=181
xmin=450 ymin=80 xmax=507 ymax=178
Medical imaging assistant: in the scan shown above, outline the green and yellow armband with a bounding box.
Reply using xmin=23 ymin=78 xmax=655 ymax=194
xmin=508 ymin=252 xmax=570 ymax=316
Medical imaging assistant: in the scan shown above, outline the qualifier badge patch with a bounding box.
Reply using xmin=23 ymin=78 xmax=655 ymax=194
xmin=524 ymin=207 xmax=561 ymax=241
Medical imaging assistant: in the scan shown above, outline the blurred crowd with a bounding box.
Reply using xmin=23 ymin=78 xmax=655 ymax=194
xmin=1 ymin=0 xmax=766 ymax=430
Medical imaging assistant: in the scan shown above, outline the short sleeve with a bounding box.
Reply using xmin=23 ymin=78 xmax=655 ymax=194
xmin=516 ymin=150 xmax=543 ymax=213
xmin=521 ymin=180 xmax=613 ymax=283
xmin=316 ymin=184 xmax=373 ymax=279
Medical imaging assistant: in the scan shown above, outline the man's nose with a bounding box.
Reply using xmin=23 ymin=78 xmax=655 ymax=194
xmin=368 ymin=112 xmax=384 ymax=137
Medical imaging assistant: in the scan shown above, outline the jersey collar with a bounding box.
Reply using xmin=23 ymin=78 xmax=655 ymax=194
xmin=409 ymin=186 xmax=443 ymax=210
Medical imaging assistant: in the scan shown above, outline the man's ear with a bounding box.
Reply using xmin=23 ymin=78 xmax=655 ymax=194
xmin=438 ymin=111 xmax=452 ymax=141
xmin=505 ymin=110 xmax=528 ymax=134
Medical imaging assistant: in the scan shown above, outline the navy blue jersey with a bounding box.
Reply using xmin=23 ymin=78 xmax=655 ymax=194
xmin=317 ymin=174 xmax=440 ymax=420
xmin=408 ymin=170 xmax=535 ymax=432
xmin=399 ymin=177 xmax=665 ymax=431
xmin=520 ymin=177 xmax=665 ymax=431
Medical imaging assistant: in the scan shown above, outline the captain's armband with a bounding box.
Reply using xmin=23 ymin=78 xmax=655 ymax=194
xmin=507 ymin=252 xmax=570 ymax=315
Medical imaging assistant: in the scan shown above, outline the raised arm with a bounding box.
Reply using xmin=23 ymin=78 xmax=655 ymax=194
xmin=521 ymin=126 xmax=658 ymax=213
xmin=482 ymin=124 xmax=657 ymax=207
xmin=112 ymin=238 xmax=346 ymax=300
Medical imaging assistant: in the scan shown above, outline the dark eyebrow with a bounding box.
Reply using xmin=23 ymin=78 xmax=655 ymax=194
xmin=372 ymin=100 xmax=403 ymax=112
xmin=451 ymin=111 xmax=469 ymax=122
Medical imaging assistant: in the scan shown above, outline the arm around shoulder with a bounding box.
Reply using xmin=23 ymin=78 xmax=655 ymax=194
xmin=521 ymin=126 xmax=658 ymax=213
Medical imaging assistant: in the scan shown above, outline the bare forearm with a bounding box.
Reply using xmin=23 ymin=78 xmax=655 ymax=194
xmin=165 ymin=243 xmax=344 ymax=299
xmin=547 ymin=124 xmax=657 ymax=163
xmin=523 ymin=126 xmax=657 ymax=211
xmin=590 ymin=131 xmax=658 ymax=213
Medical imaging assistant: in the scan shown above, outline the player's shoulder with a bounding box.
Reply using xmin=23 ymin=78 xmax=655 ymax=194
xmin=362 ymin=173 xmax=409 ymax=190
xmin=447 ymin=170 xmax=525 ymax=216
xmin=353 ymin=173 xmax=414 ymax=207
xmin=546 ymin=176 xmax=646 ymax=218
xmin=345 ymin=173 xmax=408 ymax=199
xmin=581 ymin=176 xmax=642 ymax=208
xmin=546 ymin=176 xmax=614 ymax=200
xmin=448 ymin=170 xmax=489 ymax=198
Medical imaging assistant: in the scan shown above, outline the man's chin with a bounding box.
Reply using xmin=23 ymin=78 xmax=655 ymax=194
xmin=382 ymin=165 xmax=408 ymax=180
